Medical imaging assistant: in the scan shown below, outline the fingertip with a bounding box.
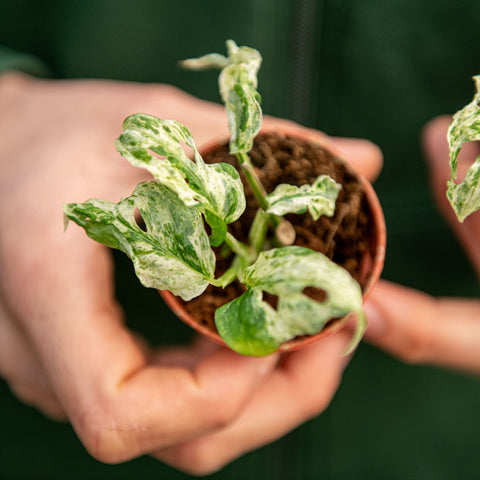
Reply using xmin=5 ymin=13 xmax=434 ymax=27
xmin=329 ymin=137 xmax=384 ymax=182
xmin=422 ymin=115 xmax=452 ymax=137
xmin=422 ymin=115 xmax=452 ymax=169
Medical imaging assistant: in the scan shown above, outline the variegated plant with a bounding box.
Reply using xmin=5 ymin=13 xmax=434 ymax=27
xmin=64 ymin=41 xmax=365 ymax=356
xmin=447 ymin=75 xmax=480 ymax=222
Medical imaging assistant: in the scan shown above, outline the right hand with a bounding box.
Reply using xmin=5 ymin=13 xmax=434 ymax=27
xmin=363 ymin=116 xmax=480 ymax=376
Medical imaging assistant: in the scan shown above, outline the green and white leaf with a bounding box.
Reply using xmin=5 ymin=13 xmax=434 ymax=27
xmin=215 ymin=289 xmax=281 ymax=356
xmin=447 ymin=74 xmax=480 ymax=222
xmin=179 ymin=53 xmax=230 ymax=71
xmin=116 ymin=113 xmax=245 ymax=245
xmin=63 ymin=181 xmax=215 ymax=301
xmin=182 ymin=39 xmax=263 ymax=155
xmin=219 ymin=41 xmax=262 ymax=154
xmin=266 ymin=175 xmax=342 ymax=220
xmin=215 ymin=246 xmax=364 ymax=356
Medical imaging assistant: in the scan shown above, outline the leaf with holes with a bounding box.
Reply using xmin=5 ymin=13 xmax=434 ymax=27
xmin=63 ymin=181 xmax=215 ymax=301
xmin=115 ymin=114 xmax=245 ymax=245
xmin=215 ymin=246 xmax=364 ymax=356
xmin=447 ymin=75 xmax=480 ymax=222
xmin=266 ymin=175 xmax=342 ymax=220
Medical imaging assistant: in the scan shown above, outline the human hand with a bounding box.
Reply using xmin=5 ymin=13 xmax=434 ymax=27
xmin=364 ymin=116 xmax=480 ymax=376
xmin=0 ymin=72 xmax=383 ymax=474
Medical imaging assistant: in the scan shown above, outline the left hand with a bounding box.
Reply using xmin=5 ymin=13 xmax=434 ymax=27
xmin=0 ymin=73 xmax=384 ymax=475
xmin=363 ymin=116 xmax=480 ymax=375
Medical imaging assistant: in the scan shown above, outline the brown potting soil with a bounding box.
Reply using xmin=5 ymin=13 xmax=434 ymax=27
xmin=181 ymin=132 xmax=374 ymax=333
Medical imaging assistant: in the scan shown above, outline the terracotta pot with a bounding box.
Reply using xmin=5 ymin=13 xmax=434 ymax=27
xmin=160 ymin=126 xmax=386 ymax=353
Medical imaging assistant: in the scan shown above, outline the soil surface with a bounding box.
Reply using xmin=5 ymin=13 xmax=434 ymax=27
xmin=182 ymin=132 xmax=374 ymax=333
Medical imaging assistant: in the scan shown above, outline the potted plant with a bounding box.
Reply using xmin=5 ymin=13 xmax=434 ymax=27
xmin=63 ymin=41 xmax=386 ymax=356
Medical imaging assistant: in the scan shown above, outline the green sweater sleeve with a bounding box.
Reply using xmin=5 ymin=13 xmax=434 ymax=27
xmin=0 ymin=45 xmax=50 ymax=76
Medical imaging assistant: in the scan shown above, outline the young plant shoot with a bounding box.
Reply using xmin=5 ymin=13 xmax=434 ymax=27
xmin=64 ymin=41 xmax=365 ymax=356
xmin=447 ymin=74 xmax=480 ymax=222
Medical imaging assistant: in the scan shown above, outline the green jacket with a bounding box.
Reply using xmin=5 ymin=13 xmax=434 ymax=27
xmin=1 ymin=1 xmax=479 ymax=478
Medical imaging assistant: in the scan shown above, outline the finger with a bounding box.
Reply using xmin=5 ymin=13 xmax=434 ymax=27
xmin=153 ymin=331 xmax=351 ymax=476
xmin=423 ymin=115 xmax=480 ymax=273
xmin=329 ymin=136 xmax=384 ymax=182
xmin=0 ymin=299 xmax=65 ymax=420
xmin=75 ymin=337 xmax=278 ymax=464
xmin=364 ymin=280 xmax=480 ymax=375
xmin=150 ymin=336 xmax=221 ymax=370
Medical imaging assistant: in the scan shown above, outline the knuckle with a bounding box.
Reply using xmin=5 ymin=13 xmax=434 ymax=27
xmin=75 ymin=406 xmax=131 ymax=464
xmin=201 ymin=398 xmax=239 ymax=431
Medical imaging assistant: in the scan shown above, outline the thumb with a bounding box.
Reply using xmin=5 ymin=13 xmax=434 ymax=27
xmin=422 ymin=115 xmax=480 ymax=274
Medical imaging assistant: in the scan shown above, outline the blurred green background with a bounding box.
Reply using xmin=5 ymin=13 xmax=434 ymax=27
xmin=1 ymin=0 xmax=479 ymax=478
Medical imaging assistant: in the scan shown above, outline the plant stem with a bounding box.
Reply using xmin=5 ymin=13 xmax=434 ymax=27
xmin=213 ymin=262 xmax=238 ymax=288
xmin=236 ymin=151 xmax=279 ymax=227
xmin=212 ymin=233 xmax=256 ymax=288
xmin=225 ymin=232 xmax=253 ymax=260
xmin=236 ymin=152 xmax=269 ymax=210
xmin=236 ymin=151 xmax=296 ymax=246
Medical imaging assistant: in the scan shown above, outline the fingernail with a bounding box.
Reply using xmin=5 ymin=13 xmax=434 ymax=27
xmin=363 ymin=302 xmax=387 ymax=340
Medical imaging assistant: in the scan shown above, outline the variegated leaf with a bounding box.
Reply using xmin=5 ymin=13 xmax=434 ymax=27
xmin=215 ymin=246 xmax=363 ymax=356
xmin=447 ymin=75 xmax=480 ymax=222
xmin=116 ymin=113 xmax=245 ymax=244
xmin=219 ymin=41 xmax=262 ymax=154
xmin=63 ymin=181 xmax=215 ymax=301
xmin=215 ymin=289 xmax=281 ymax=356
xmin=266 ymin=175 xmax=341 ymax=220
xmin=179 ymin=53 xmax=230 ymax=70
xmin=182 ymin=40 xmax=263 ymax=155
